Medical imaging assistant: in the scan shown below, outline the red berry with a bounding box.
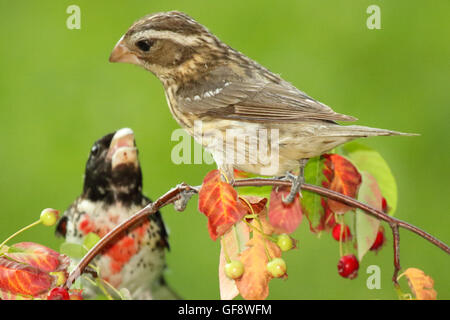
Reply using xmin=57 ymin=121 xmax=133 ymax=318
xmin=47 ymin=287 xmax=70 ymax=300
xmin=332 ymin=224 xmax=352 ymax=242
xmin=337 ymin=254 xmax=359 ymax=279
xmin=381 ymin=197 xmax=388 ymax=213
xmin=370 ymin=228 xmax=385 ymax=251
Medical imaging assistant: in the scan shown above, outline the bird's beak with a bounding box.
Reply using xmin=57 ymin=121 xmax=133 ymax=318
xmin=107 ymin=128 xmax=138 ymax=169
xmin=109 ymin=37 xmax=140 ymax=65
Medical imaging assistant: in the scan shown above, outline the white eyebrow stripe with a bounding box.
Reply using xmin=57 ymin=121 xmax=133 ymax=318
xmin=132 ymin=30 xmax=204 ymax=46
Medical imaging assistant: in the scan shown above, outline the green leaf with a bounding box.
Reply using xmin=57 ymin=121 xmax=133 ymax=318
xmin=302 ymin=156 xmax=326 ymax=232
xmin=59 ymin=242 xmax=87 ymax=259
xmin=236 ymin=171 xmax=272 ymax=200
xmin=355 ymin=172 xmax=382 ymax=261
xmin=337 ymin=142 xmax=397 ymax=215
xmin=83 ymin=232 xmax=101 ymax=250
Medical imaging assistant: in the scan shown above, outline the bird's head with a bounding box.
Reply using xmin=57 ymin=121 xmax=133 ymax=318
xmin=109 ymin=11 xmax=230 ymax=85
xmin=83 ymin=128 xmax=142 ymax=204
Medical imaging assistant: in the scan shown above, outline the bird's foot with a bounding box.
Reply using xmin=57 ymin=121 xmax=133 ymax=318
xmin=279 ymin=172 xmax=304 ymax=204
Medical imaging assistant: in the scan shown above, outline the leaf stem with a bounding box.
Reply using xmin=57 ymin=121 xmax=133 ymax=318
xmin=241 ymin=218 xmax=277 ymax=242
xmin=101 ymin=278 xmax=126 ymax=300
xmin=0 ymin=220 xmax=41 ymax=250
xmin=221 ymin=236 xmax=231 ymax=264
xmin=252 ymin=216 xmax=272 ymax=261
xmin=84 ymin=276 xmax=114 ymax=300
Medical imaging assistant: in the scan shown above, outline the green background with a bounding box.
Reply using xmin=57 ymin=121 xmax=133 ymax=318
xmin=0 ymin=0 xmax=448 ymax=299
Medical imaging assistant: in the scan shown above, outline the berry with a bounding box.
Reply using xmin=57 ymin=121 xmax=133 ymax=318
xmin=224 ymin=260 xmax=244 ymax=279
xmin=381 ymin=197 xmax=388 ymax=213
xmin=332 ymin=224 xmax=352 ymax=242
xmin=267 ymin=258 xmax=287 ymax=278
xmin=337 ymin=254 xmax=359 ymax=279
xmin=40 ymin=208 xmax=59 ymax=227
xmin=277 ymin=234 xmax=294 ymax=251
xmin=47 ymin=287 xmax=70 ymax=300
xmin=370 ymin=228 xmax=385 ymax=251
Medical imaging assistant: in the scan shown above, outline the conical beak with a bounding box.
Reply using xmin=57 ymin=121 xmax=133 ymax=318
xmin=107 ymin=128 xmax=138 ymax=169
xmin=109 ymin=37 xmax=140 ymax=65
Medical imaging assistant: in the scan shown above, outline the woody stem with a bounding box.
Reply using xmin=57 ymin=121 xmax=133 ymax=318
xmin=64 ymin=179 xmax=450 ymax=290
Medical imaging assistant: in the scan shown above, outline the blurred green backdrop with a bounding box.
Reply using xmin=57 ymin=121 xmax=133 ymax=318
xmin=0 ymin=0 xmax=448 ymax=299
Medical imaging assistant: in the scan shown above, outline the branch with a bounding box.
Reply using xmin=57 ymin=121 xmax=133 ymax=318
xmin=64 ymin=179 xmax=449 ymax=290
xmin=390 ymin=223 xmax=401 ymax=285
xmin=237 ymin=178 xmax=450 ymax=252
xmin=64 ymin=183 xmax=198 ymax=288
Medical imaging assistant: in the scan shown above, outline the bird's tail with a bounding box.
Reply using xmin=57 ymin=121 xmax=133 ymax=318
xmin=328 ymin=125 xmax=419 ymax=138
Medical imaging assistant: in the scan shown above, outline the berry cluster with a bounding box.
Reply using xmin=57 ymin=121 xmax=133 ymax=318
xmin=224 ymin=233 xmax=295 ymax=280
xmin=329 ymin=198 xmax=388 ymax=279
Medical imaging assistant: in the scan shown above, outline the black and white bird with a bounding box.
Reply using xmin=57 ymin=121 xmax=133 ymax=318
xmin=56 ymin=128 xmax=178 ymax=299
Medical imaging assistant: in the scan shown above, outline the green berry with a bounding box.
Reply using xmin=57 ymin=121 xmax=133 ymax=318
xmin=40 ymin=208 xmax=59 ymax=226
xmin=225 ymin=260 xmax=244 ymax=279
xmin=277 ymin=234 xmax=294 ymax=251
xmin=267 ymin=258 xmax=287 ymax=278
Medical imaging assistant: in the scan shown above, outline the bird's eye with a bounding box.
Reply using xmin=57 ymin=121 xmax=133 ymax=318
xmin=91 ymin=145 xmax=99 ymax=156
xmin=136 ymin=39 xmax=154 ymax=52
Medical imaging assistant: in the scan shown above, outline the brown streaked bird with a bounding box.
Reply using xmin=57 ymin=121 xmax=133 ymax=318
xmin=109 ymin=11 xmax=415 ymax=203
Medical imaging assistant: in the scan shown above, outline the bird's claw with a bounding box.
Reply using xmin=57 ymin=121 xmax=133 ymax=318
xmin=279 ymin=172 xmax=304 ymax=204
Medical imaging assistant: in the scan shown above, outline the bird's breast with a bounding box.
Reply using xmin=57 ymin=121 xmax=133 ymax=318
xmin=65 ymin=199 xmax=166 ymax=296
xmin=164 ymin=86 xmax=198 ymax=130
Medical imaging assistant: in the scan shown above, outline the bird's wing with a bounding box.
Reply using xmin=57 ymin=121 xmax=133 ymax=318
xmin=177 ymin=77 xmax=356 ymax=122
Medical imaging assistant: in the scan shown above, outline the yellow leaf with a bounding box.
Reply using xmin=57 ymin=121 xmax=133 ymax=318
xmin=399 ymin=268 xmax=437 ymax=300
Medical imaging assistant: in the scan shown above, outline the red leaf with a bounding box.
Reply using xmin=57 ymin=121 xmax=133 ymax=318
xmin=198 ymin=170 xmax=247 ymax=240
xmin=234 ymin=169 xmax=250 ymax=179
xmin=323 ymin=154 xmax=362 ymax=214
xmin=268 ymin=186 xmax=302 ymax=234
xmin=235 ymin=210 xmax=282 ymax=300
xmin=320 ymin=199 xmax=337 ymax=230
xmin=239 ymin=196 xmax=268 ymax=215
xmin=0 ymin=257 xmax=54 ymax=297
xmin=5 ymin=242 xmax=69 ymax=273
